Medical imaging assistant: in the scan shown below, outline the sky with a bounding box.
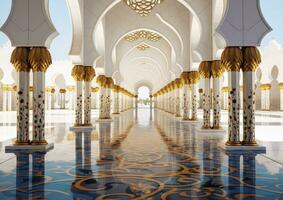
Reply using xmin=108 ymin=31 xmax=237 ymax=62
xmin=0 ymin=0 xmax=282 ymax=97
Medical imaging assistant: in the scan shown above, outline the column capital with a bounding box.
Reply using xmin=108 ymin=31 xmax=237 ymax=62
xmin=11 ymin=47 xmax=31 ymax=72
xmin=84 ymin=66 xmax=96 ymax=82
xmin=242 ymin=47 xmax=261 ymax=72
xmin=221 ymin=47 xmax=243 ymax=72
xmin=29 ymin=47 xmax=52 ymax=72
xmin=199 ymin=61 xmax=212 ymax=79
xmin=71 ymin=65 xmax=85 ymax=81
xmin=211 ymin=60 xmax=225 ymax=78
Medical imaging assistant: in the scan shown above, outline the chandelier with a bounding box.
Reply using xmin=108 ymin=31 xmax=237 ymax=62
xmin=137 ymin=44 xmax=150 ymax=51
xmin=124 ymin=0 xmax=163 ymax=16
xmin=125 ymin=30 xmax=162 ymax=42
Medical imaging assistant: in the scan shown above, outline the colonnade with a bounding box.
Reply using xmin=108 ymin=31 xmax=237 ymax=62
xmin=153 ymin=71 xmax=200 ymax=121
xmin=154 ymin=47 xmax=261 ymax=147
xmin=96 ymin=75 xmax=134 ymax=120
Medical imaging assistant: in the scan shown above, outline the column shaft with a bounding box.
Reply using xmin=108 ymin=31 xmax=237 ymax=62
xmin=75 ymin=81 xmax=83 ymax=125
xmin=32 ymin=71 xmax=46 ymax=144
xmin=182 ymin=84 xmax=190 ymax=120
xmin=212 ymin=77 xmax=221 ymax=129
xmin=191 ymin=84 xmax=197 ymax=120
xmin=226 ymin=71 xmax=241 ymax=145
xmin=84 ymin=82 xmax=92 ymax=125
xmin=203 ymin=78 xmax=211 ymax=128
xmin=242 ymin=71 xmax=257 ymax=145
xmin=16 ymin=72 xmax=30 ymax=144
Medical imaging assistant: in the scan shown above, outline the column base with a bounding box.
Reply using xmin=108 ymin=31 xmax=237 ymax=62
xmin=6 ymin=143 xmax=54 ymax=152
xmin=196 ymin=127 xmax=226 ymax=133
xmin=241 ymin=141 xmax=258 ymax=146
xmin=112 ymin=112 xmax=120 ymax=115
xmin=31 ymin=140 xmax=48 ymax=145
xmin=220 ymin=144 xmax=266 ymax=152
xmin=14 ymin=140 xmax=30 ymax=145
xmin=180 ymin=119 xmax=200 ymax=124
xmin=69 ymin=126 xmax=95 ymax=132
xmin=225 ymin=141 xmax=242 ymax=146
xmin=96 ymin=118 xmax=113 ymax=123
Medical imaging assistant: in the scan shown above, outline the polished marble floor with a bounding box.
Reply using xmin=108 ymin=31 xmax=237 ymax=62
xmin=0 ymin=109 xmax=282 ymax=199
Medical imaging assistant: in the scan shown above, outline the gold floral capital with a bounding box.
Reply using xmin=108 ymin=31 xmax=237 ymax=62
xmin=189 ymin=71 xmax=200 ymax=84
xmin=71 ymin=65 xmax=85 ymax=82
xmin=84 ymin=66 xmax=96 ymax=82
xmin=199 ymin=61 xmax=212 ymax=79
xmin=242 ymin=47 xmax=261 ymax=72
xmin=180 ymin=71 xmax=191 ymax=85
xmin=221 ymin=47 xmax=243 ymax=72
xmin=28 ymin=47 xmax=52 ymax=72
xmin=11 ymin=47 xmax=31 ymax=72
xmin=211 ymin=60 xmax=225 ymax=78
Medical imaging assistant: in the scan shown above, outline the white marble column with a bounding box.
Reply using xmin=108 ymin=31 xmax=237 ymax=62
xmin=29 ymin=47 xmax=51 ymax=145
xmin=280 ymin=84 xmax=283 ymax=111
xmin=11 ymin=47 xmax=31 ymax=145
xmin=97 ymin=75 xmax=113 ymax=120
xmin=211 ymin=60 xmax=224 ymax=129
xmin=190 ymin=71 xmax=199 ymax=121
xmin=71 ymin=65 xmax=85 ymax=126
xmin=203 ymin=78 xmax=211 ymax=128
xmin=221 ymin=47 xmax=242 ymax=146
xmin=59 ymin=89 xmax=66 ymax=109
xmin=112 ymin=86 xmax=120 ymax=114
xmin=242 ymin=47 xmax=261 ymax=146
xmin=83 ymin=66 xmax=96 ymax=126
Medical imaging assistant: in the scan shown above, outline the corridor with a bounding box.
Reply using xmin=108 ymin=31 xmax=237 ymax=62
xmin=0 ymin=108 xmax=283 ymax=199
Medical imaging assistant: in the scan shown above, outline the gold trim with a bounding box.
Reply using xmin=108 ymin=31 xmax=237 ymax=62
xmin=260 ymin=84 xmax=271 ymax=90
xmin=123 ymin=0 xmax=163 ymax=16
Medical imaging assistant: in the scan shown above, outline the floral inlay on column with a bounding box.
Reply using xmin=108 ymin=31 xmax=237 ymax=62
xmin=199 ymin=61 xmax=212 ymax=129
xmin=189 ymin=71 xmax=200 ymax=121
xmin=241 ymin=47 xmax=261 ymax=146
xmin=29 ymin=47 xmax=52 ymax=145
xmin=83 ymin=66 xmax=96 ymax=126
xmin=11 ymin=47 xmax=31 ymax=145
xmin=71 ymin=65 xmax=85 ymax=126
xmin=211 ymin=60 xmax=225 ymax=129
xmin=221 ymin=47 xmax=242 ymax=146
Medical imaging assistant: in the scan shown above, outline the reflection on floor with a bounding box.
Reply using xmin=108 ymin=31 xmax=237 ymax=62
xmin=0 ymin=108 xmax=282 ymax=199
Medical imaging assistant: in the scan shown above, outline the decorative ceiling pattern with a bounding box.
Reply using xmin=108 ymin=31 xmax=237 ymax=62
xmin=123 ymin=0 xmax=163 ymax=16
xmin=137 ymin=44 xmax=150 ymax=51
xmin=125 ymin=30 xmax=162 ymax=42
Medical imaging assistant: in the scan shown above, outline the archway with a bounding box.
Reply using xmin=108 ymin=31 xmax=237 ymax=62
xmin=137 ymin=86 xmax=150 ymax=108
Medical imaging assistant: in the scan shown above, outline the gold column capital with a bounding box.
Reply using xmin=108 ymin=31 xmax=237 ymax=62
xmin=211 ymin=60 xmax=225 ymax=78
xmin=180 ymin=71 xmax=191 ymax=85
xmin=189 ymin=71 xmax=200 ymax=84
xmin=242 ymin=47 xmax=261 ymax=72
xmin=199 ymin=61 xmax=212 ymax=78
xmin=11 ymin=47 xmax=31 ymax=72
xmin=59 ymin=89 xmax=66 ymax=94
xmin=29 ymin=47 xmax=52 ymax=72
xmin=84 ymin=66 xmax=96 ymax=82
xmin=221 ymin=47 xmax=243 ymax=72
xmin=71 ymin=65 xmax=85 ymax=81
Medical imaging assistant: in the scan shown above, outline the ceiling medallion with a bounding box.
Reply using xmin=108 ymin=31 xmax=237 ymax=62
xmin=137 ymin=44 xmax=150 ymax=51
xmin=124 ymin=0 xmax=163 ymax=16
xmin=125 ymin=30 xmax=162 ymax=42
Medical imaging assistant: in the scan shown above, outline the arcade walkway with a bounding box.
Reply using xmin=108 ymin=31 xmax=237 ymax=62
xmin=0 ymin=109 xmax=283 ymax=199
